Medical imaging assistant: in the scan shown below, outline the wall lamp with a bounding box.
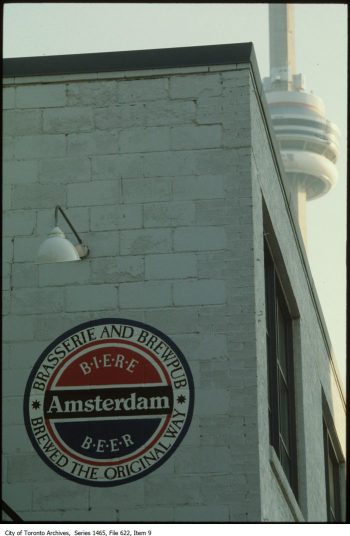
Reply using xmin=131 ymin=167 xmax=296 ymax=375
xmin=38 ymin=205 xmax=89 ymax=263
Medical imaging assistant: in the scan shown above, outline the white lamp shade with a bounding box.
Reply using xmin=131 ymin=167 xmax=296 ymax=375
xmin=38 ymin=227 xmax=80 ymax=263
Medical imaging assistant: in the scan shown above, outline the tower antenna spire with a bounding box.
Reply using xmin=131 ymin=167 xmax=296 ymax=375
xmin=269 ymin=3 xmax=296 ymax=89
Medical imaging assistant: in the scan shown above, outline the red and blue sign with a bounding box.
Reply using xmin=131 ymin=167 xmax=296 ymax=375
xmin=24 ymin=319 xmax=194 ymax=486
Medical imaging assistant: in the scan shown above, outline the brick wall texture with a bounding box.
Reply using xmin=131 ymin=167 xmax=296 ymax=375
xmin=2 ymin=62 xmax=345 ymax=522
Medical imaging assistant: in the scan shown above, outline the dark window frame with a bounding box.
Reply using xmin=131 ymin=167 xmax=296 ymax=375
xmin=264 ymin=238 xmax=298 ymax=498
xmin=323 ymin=419 xmax=342 ymax=522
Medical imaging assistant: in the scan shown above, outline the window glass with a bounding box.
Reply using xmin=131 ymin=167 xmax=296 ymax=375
xmin=278 ymin=374 xmax=290 ymax=450
xmin=327 ymin=453 xmax=335 ymax=518
xmin=264 ymin=239 xmax=298 ymax=498
xmin=280 ymin=442 xmax=291 ymax=482
xmin=277 ymin=299 xmax=287 ymax=379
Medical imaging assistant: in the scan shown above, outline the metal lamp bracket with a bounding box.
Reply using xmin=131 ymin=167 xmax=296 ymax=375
xmin=55 ymin=205 xmax=89 ymax=259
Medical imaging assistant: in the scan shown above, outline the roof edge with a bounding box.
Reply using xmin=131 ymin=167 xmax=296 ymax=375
xmin=3 ymin=42 xmax=254 ymax=78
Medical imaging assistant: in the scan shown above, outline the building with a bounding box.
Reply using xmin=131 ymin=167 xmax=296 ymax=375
xmin=263 ymin=4 xmax=341 ymax=245
xmin=2 ymin=42 xmax=346 ymax=522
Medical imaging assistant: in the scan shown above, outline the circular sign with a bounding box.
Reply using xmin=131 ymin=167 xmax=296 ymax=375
xmin=24 ymin=319 xmax=194 ymax=486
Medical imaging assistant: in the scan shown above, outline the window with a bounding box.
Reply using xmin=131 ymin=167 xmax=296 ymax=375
xmin=323 ymin=419 xmax=342 ymax=522
xmin=264 ymin=239 xmax=298 ymax=497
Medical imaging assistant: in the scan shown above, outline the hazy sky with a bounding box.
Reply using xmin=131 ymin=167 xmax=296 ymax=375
xmin=3 ymin=3 xmax=347 ymax=384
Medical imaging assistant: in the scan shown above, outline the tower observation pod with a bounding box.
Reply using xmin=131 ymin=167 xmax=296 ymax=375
xmin=263 ymin=4 xmax=340 ymax=244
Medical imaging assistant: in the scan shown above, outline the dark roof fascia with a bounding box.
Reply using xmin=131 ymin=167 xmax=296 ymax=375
xmin=3 ymin=42 xmax=254 ymax=78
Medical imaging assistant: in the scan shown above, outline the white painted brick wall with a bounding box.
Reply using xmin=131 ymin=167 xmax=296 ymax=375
xmin=3 ymin=210 xmax=36 ymax=236
xmin=90 ymin=204 xmax=142 ymax=230
xmin=32 ymin=482 xmax=89 ymax=511
xmin=170 ymin=124 xmax=222 ymax=150
xmin=122 ymin=177 xmax=172 ymax=203
xmin=12 ymin=183 xmax=66 ymax=210
xmin=3 ymin=375 xmax=30 ymax=403
xmin=169 ymin=73 xmax=221 ymax=99
xmin=43 ymin=106 xmax=94 ymax=134
xmin=7 ymin=454 xmax=57 ymax=483
xmin=144 ymin=100 xmax=196 ymax=126
xmin=144 ymin=201 xmax=195 ymax=227
xmin=91 ymin=256 xmax=144 ymax=283
xmin=16 ymin=84 xmax=66 ymax=108
xmin=142 ymin=150 xmax=197 ymax=177
xmin=5 ymin=341 xmax=46 ymax=369
xmin=94 ymin=103 xmax=146 ymax=130
xmin=2 ymin=59 xmax=344 ymax=524
xmin=2 ymin=291 xmax=10 ymax=315
xmin=65 ymin=284 xmax=118 ymax=311
xmin=118 ymin=507 xmax=173 ymax=522
xmin=67 ymin=179 xmax=120 ymax=206
xmin=3 ymin=110 xmax=42 ymax=136
xmin=3 ymin=136 xmax=15 ymax=160
xmin=144 ymin=307 xmax=198 ymax=334
xmin=171 ymin=505 xmax=229 ymax=522
xmin=173 ymin=226 xmax=227 ymax=251
xmin=15 ymin=134 xmax=66 ymax=159
xmin=145 ymin=253 xmax=197 ymax=280
xmin=119 ymin=126 xmax=170 ymax=153
xmin=3 ymin=185 xmax=12 ymax=211
xmin=38 ymin=156 xmax=91 ymax=183
xmin=90 ymin=482 xmax=145 ymax=510
xmin=173 ymin=279 xmax=226 ymax=306
xmin=3 ymin=87 xmax=15 ymax=109
xmin=172 ymin=174 xmax=226 ymax=200
xmin=12 ymin=263 xmax=38 ymax=288
xmin=144 ymin=475 xmax=201 ymax=506
xmin=80 ymin=230 xmax=119 ymax=258
xmin=66 ymin=80 xmax=119 ymax=106
xmin=38 ymin=261 xmax=91 ymax=287
xmin=119 ymin=280 xmax=172 ymax=308
xmin=118 ymin=78 xmax=168 ymax=102
xmin=3 ymin=315 xmax=35 ymax=342
xmin=3 ymin=484 xmax=33 ymax=512
xmin=11 ymin=287 xmax=64 ymax=314
xmin=92 ymin=153 xmax=144 ymax=180
xmin=3 ymin=160 xmax=39 ymax=184
xmin=67 ymin=130 xmax=118 ymax=156
xmin=120 ymin=228 xmax=172 ymax=255
xmin=31 ymin=312 xmax=92 ymax=341
xmin=175 ymin=446 xmax=232 ymax=473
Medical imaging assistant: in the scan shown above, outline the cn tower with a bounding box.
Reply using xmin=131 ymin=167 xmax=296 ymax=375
xmin=263 ymin=4 xmax=340 ymax=244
